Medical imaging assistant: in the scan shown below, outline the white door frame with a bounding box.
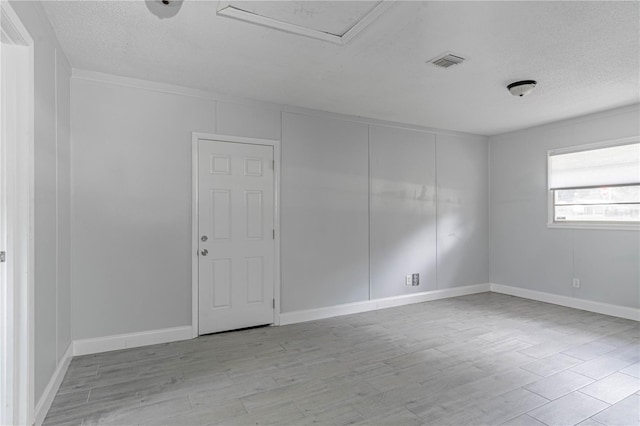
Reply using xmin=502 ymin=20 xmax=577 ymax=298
xmin=192 ymin=132 xmax=281 ymax=337
xmin=0 ymin=2 xmax=35 ymax=425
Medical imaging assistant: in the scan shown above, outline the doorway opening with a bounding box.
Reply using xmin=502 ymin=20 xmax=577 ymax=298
xmin=0 ymin=2 xmax=35 ymax=425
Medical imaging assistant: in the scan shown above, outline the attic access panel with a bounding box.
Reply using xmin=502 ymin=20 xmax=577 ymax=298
xmin=217 ymin=1 xmax=394 ymax=45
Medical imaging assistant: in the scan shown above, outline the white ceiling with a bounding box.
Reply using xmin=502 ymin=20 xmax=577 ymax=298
xmin=42 ymin=1 xmax=639 ymax=135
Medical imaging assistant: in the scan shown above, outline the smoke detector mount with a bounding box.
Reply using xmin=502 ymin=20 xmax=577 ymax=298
xmin=507 ymin=80 xmax=537 ymax=97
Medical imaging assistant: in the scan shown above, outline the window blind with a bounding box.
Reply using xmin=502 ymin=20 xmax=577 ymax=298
xmin=548 ymin=142 xmax=640 ymax=190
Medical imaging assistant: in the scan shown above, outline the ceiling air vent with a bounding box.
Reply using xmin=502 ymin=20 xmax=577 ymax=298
xmin=429 ymin=53 xmax=466 ymax=69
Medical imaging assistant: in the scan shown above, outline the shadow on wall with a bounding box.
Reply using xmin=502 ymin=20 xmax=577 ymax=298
xmin=370 ymin=175 xmax=437 ymax=297
xmin=437 ymin=212 xmax=477 ymax=286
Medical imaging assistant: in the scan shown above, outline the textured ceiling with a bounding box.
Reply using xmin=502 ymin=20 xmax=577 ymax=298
xmin=42 ymin=1 xmax=639 ymax=135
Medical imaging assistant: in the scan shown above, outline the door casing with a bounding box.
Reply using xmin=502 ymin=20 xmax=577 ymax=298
xmin=0 ymin=2 xmax=35 ymax=424
xmin=191 ymin=132 xmax=281 ymax=337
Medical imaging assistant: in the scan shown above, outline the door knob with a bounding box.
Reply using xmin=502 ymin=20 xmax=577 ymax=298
xmin=201 ymin=249 xmax=208 ymax=256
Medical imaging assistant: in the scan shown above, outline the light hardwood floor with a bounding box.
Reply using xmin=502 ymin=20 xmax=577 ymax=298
xmin=44 ymin=293 xmax=639 ymax=426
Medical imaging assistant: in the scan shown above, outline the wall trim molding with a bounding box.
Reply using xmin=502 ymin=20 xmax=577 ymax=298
xmin=71 ymin=69 xmax=221 ymax=101
xmin=70 ymin=69 xmax=486 ymax=140
xmin=490 ymin=283 xmax=640 ymax=321
xmin=72 ymin=326 xmax=193 ymax=357
xmin=280 ymin=284 xmax=491 ymax=325
xmin=492 ymin=103 xmax=639 ymax=139
xmin=34 ymin=343 xmax=72 ymax=426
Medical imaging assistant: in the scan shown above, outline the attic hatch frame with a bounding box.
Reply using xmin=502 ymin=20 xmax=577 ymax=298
xmin=216 ymin=0 xmax=395 ymax=45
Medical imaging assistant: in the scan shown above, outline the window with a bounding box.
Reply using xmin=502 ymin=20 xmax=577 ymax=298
xmin=548 ymin=137 xmax=640 ymax=229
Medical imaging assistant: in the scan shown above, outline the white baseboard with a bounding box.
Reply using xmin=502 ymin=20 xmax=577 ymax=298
xmin=72 ymin=326 xmax=193 ymax=356
xmin=280 ymin=283 xmax=491 ymax=325
xmin=490 ymin=283 xmax=640 ymax=321
xmin=34 ymin=343 xmax=73 ymax=426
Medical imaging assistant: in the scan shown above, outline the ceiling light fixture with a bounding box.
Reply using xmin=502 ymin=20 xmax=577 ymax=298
xmin=507 ymin=80 xmax=537 ymax=97
xmin=146 ymin=0 xmax=183 ymax=18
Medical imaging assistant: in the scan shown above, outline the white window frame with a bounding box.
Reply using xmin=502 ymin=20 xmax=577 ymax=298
xmin=547 ymin=136 xmax=640 ymax=231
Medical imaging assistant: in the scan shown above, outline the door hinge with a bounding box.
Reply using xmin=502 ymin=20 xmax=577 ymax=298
xmin=273 ymin=229 xmax=275 ymax=239
xmin=272 ymin=160 xmax=275 ymax=169
xmin=0 ymin=251 xmax=5 ymax=263
xmin=273 ymin=299 xmax=275 ymax=309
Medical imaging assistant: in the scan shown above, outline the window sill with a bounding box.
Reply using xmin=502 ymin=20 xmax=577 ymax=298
xmin=547 ymin=222 xmax=640 ymax=231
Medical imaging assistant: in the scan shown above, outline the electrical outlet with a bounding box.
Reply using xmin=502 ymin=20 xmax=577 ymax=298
xmin=412 ymin=273 xmax=420 ymax=286
xmin=405 ymin=275 xmax=412 ymax=286
xmin=572 ymin=278 xmax=580 ymax=288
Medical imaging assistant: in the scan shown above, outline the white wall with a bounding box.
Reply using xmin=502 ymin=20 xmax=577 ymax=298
xmin=70 ymin=79 xmax=216 ymax=339
xmin=368 ymin=128 xmax=489 ymax=300
xmin=9 ymin=0 xmax=72 ymax=405
xmin=70 ymin=73 xmax=490 ymax=340
xmin=490 ymin=104 xmax=640 ymax=309
xmin=436 ymin=133 xmax=490 ymax=288
xmin=281 ymin=112 xmax=370 ymax=311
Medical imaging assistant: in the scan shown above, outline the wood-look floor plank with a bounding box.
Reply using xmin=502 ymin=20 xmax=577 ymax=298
xmin=43 ymin=293 xmax=639 ymax=426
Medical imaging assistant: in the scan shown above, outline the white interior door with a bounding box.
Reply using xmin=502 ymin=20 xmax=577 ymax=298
xmin=198 ymin=139 xmax=275 ymax=334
